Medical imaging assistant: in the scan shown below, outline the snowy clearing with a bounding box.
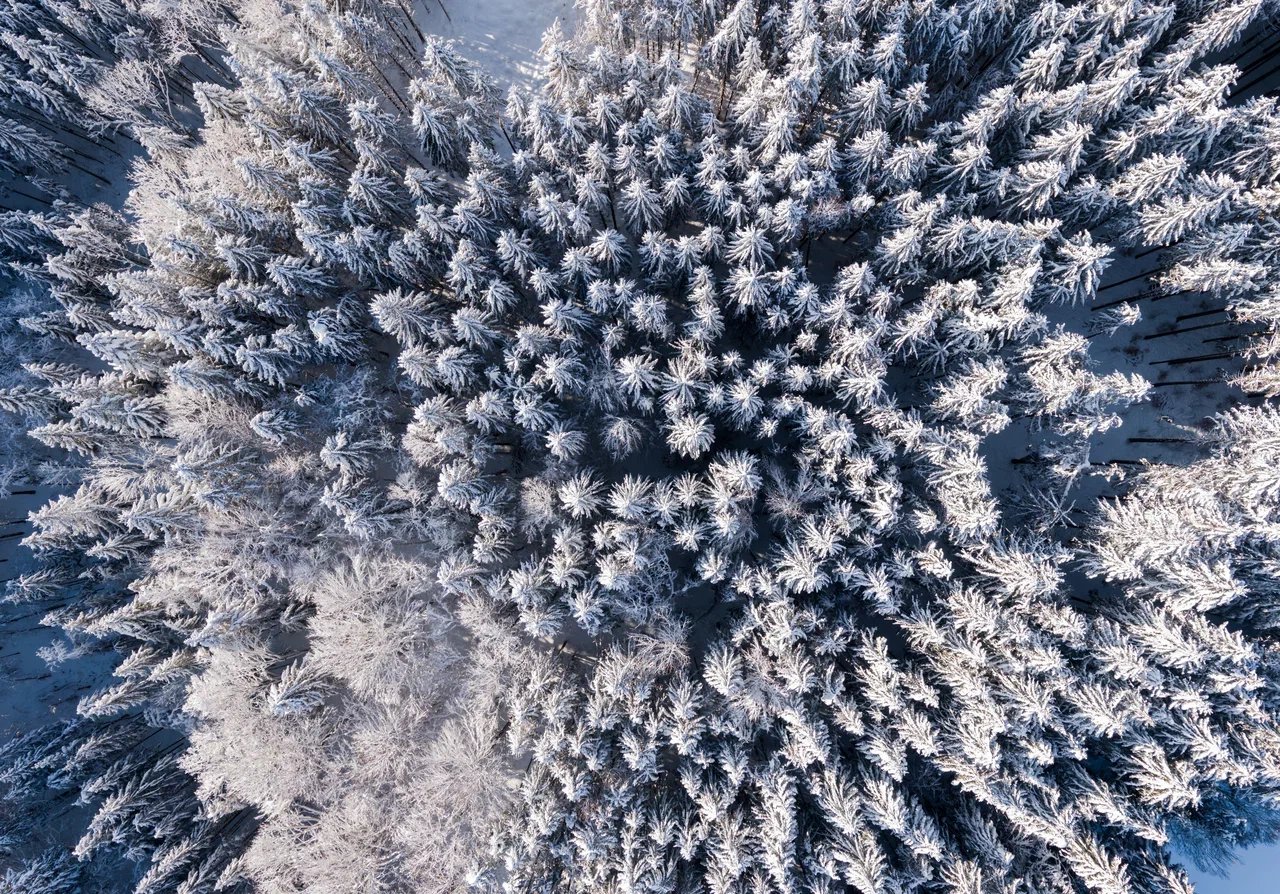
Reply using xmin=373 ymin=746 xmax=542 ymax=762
xmin=2 ymin=1 xmax=1280 ymax=893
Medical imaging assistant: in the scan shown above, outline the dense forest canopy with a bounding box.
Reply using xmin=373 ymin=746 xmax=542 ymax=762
xmin=2 ymin=0 xmax=1280 ymax=893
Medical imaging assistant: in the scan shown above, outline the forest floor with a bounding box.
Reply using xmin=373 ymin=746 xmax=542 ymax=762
xmin=412 ymin=0 xmax=578 ymax=89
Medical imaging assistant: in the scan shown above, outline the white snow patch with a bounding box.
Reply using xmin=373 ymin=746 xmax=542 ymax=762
xmin=416 ymin=0 xmax=578 ymax=90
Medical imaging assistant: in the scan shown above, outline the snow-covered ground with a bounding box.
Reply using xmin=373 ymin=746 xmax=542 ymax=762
xmin=415 ymin=0 xmax=577 ymax=89
xmin=0 ymin=487 xmax=117 ymax=738
xmin=1189 ymin=847 xmax=1280 ymax=894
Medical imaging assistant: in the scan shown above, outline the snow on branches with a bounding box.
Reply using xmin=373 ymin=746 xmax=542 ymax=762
xmin=1 ymin=0 xmax=1280 ymax=893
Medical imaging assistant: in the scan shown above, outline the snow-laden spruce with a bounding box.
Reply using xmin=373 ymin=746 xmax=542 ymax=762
xmin=1 ymin=0 xmax=1280 ymax=893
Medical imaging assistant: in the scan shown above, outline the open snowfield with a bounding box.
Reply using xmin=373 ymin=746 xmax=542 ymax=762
xmin=415 ymin=0 xmax=578 ymax=89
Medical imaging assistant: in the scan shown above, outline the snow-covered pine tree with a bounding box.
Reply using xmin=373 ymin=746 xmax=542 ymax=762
xmin=3 ymin=1 xmax=1280 ymax=893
